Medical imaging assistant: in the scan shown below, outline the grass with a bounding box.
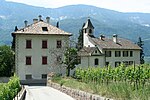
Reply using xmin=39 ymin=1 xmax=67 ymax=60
xmin=51 ymin=76 xmax=150 ymax=100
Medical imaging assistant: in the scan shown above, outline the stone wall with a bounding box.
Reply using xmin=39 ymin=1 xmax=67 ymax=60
xmin=47 ymin=81 xmax=113 ymax=100
xmin=0 ymin=77 xmax=9 ymax=83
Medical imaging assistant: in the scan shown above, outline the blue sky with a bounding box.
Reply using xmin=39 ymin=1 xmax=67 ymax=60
xmin=6 ymin=0 xmax=150 ymax=13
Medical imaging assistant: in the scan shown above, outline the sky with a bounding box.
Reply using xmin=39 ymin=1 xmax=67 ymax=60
xmin=6 ymin=0 xmax=150 ymax=13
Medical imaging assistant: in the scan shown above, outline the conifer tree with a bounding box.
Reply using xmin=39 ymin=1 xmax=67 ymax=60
xmin=77 ymin=23 xmax=85 ymax=51
xmin=137 ymin=37 xmax=144 ymax=64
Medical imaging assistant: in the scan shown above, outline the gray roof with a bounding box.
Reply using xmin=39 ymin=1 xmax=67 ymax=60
xmin=78 ymin=47 xmax=103 ymax=56
xmin=83 ymin=18 xmax=94 ymax=29
xmin=12 ymin=21 xmax=72 ymax=36
xmin=89 ymin=36 xmax=141 ymax=50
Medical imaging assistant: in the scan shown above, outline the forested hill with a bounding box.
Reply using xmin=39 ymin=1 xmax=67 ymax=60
xmin=1 ymin=0 xmax=150 ymax=55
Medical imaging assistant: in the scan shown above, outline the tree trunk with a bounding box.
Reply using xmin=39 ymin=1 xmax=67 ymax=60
xmin=66 ymin=67 xmax=70 ymax=77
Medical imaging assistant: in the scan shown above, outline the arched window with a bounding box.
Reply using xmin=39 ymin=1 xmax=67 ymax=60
xmin=89 ymin=29 xmax=92 ymax=33
xmin=94 ymin=58 xmax=99 ymax=65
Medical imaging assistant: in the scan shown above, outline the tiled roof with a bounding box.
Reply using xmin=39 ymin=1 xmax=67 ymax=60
xmin=12 ymin=21 xmax=72 ymax=36
xmin=83 ymin=18 xmax=94 ymax=29
xmin=89 ymin=36 xmax=141 ymax=50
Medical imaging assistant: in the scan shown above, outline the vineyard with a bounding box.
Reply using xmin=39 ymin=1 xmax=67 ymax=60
xmin=75 ymin=64 xmax=150 ymax=90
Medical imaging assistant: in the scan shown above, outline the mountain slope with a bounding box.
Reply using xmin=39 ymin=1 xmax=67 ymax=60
xmin=0 ymin=0 xmax=150 ymax=55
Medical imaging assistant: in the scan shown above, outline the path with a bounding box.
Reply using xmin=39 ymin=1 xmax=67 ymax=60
xmin=25 ymin=86 xmax=74 ymax=100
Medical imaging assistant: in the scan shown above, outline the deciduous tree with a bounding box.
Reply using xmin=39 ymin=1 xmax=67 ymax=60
xmin=0 ymin=45 xmax=14 ymax=77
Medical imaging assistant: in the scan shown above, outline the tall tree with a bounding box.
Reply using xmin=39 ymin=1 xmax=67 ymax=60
xmin=64 ymin=48 xmax=78 ymax=76
xmin=137 ymin=37 xmax=144 ymax=64
xmin=77 ymin=23 xmax=85 ymax=51
xmin=0 ymin=45 xmax=14 ymax=77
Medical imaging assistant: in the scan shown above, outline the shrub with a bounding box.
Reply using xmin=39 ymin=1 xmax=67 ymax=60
xmin=0 ymin=74 xmax=21 ymax=100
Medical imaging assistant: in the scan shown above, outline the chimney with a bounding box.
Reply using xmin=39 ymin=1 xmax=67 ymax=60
xmin=14 ymin=26 xmax=18 ymax=32
xmin=99 ymin=35 xmax=105 ymax=40
xmin=38 ymin=15 xmax=42 ymax=21
xmin=33 ymin=18 xmax=38 ymax=23
xmin=56 ymin=21 xmax=59 ymax=28
xmin=46 ymin=17 xmax=50 ymax=23
xmin=113 ymin=34 xmax=118 ymax=43
xmin=24 ymin=20 xmax=28 ymax=27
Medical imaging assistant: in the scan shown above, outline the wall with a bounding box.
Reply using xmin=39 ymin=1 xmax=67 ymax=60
xmin=77 ymin=56 xmax=105 ymax=68
xmin=105 ymin=50 xmax=140 ymax=67
xmin=47 ymin=81 xmax=113 ymax=100
xmin=0 ymin=77 xmax=9 ymax=83
xmin=15 ymin=34 xmax=69 ymax=80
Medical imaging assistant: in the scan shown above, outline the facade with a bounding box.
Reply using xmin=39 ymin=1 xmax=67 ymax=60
xmin=12 ymin=16 xmax=71 ymax=81
xmin=77 ymin=18 xmax=141 ymax=68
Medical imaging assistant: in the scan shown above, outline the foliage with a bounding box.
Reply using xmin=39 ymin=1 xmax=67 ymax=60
xmin=137 ymin=37 xmax=145 ymax=64
xmin=64 ymin=48 xmax=79 ymax=76
xmin=75 ymin=65 xmax=150 ymax=89
xmin=50 ymin=76 xmax=150 ymax=100
xmin=0 ymin=74 xmax=21 ymax=100
xmin=76 ymin=23 xmax=85 ymax=51
xmin=0 ymin=45 xmax=14 ymax=77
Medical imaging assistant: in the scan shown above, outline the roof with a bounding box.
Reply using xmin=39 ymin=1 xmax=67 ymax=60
xmin=12 ymin=21 xmax=72 ymax=36
xmin=83 ymin=18 xmax=94 ymax=29
xmin=88 ymin=36 xmax=141 ymax=50
xmin=78 ymin=47 xmax=103 ymax=56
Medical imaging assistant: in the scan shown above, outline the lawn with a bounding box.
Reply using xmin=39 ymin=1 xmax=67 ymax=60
xmin=51 ymin=76 xmax=150 ymax=100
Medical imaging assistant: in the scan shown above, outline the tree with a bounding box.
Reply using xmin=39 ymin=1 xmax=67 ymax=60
xmin=49 ymin=39 xmax=79 ymax=77
xmin=64 ymin=48 xmax=78 ymax=76
xmin=0 ymin=45 xmax=14 ymax=77
xmin=77 ymin=23 xmax=85 ymax=51
xmin=137 ymin=37 xmax=144 ymax=64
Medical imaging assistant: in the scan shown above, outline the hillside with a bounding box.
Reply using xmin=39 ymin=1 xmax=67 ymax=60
xmin=1 ymin=0 xmax=150 ymax=55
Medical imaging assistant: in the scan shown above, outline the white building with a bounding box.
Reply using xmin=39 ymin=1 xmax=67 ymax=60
xmin=12 ymin=16 xmax=71 ymax=83
xmin=77 ymin=18 xmax=141 ymax=68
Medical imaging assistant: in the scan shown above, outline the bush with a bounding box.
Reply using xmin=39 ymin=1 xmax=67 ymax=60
xmin=0 ymin=74 xmax=21 ymax=100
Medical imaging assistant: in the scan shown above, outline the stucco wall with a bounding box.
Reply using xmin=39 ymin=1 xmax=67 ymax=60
xmin=83 ymin=33 xmax=94 ymax=47
xmin=105 ymin=50 xmax=140 ymax=67
xmin=77 ymin=50 xmax=140 ymax=68
xmin=15 ymin=34 xmax=69 ymax=80
xmin=77 ymin=56 xmax=105 ymax=68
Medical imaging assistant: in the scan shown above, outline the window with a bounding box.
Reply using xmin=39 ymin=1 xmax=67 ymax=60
xmin=130 ymin=51 xmax=133 ymax=57
xmin=77 ymin=56 xmax=81 ymax=64
xmin=57 ymin=56 xmax=62 ymax=63
xmin=123 ymin=51 xmax=128 ymax=57
xmin=57 ymin=40 xmax=62 ymax=48
xmin=26 ymin=40 xmax=32 ymax=49
xmin=84 ymin=29 xmax=87 ymax=33
xmin=105 ymin=51 xmax=111 ymax=57
xmin=42 ymin=40 xmax=47 ymax=49
xmin=94 ymin=58 xmax=99 ymax=65
xmin=42 ymin=27 xmax=48 ymax=31
xmin=26 ymin=74 xmax=32 ymax=79
xmin=95 ymin=50 xmax=97 ymax=54
xmin=42 ymin=56 xmax=47 ymax=65
xmin=123 ymin=61 xmax=128 ymax=66
xmin=129 ymin=61 xmax=133 ymax=65
xmin=115 ymin=51 xmax=121 ymax=57
xmin=115 ymin=62 xmax=121 ymax=67
xmin=42 ymin=74 xmax=47 ymax=79
xmin=89 ymin=29 xmax=92 ymax=33
xmin=106 ymin=62 xmax=109 ymax=66
xmin=26 ymin=56 xmax=31 ymax=65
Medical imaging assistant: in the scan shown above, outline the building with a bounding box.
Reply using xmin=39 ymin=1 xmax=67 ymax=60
xmin=77 ymin=18 xmax=141 ymax=68
xmin=12 ymin=16 xmax=71 ymax=83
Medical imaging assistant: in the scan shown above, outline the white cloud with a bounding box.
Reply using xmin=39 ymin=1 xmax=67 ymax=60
xmin=6 ymin=0 xmax=150 ymax=13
